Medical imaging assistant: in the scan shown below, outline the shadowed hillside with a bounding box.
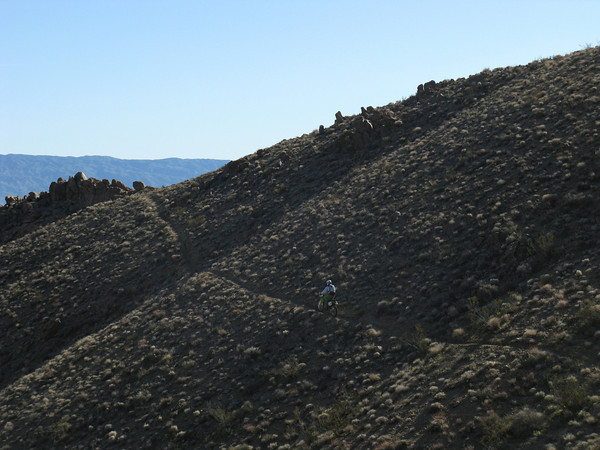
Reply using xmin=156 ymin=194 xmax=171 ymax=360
xmin=1 ymin=47 xmax=600 ymax=449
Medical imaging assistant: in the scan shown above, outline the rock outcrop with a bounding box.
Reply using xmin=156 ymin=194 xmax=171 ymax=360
xmin=417 ymin=79 xmax=437 ymax=95
xmin=0 ymin=173 xmax=146 ymax=243
xmin=327 ymin=105 xmax=402 ymax=153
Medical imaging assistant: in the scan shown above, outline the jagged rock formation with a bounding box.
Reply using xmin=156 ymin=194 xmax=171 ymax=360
xmin=327 ymin=104 xmax=403 ymax=152
xmin=417 ymin=79 xmax=437 ymax=95
xmin=0 ymin=173 xmax=146 ymax=243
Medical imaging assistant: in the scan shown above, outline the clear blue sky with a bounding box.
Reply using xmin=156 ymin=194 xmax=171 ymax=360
xmin=1 ymin=1 xmax=599 ymax=161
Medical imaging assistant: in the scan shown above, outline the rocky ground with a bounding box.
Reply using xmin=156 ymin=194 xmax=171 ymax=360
xmin=1 ymin=46 xmax=600 ymax=448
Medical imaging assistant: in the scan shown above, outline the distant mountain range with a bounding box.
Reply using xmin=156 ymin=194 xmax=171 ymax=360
xmin=0 ymin=154 xmax=229 ymax=201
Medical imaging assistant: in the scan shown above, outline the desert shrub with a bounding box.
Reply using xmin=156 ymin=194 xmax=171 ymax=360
xmin=6 ymin=282 xmax=25 ymax=302
xmin=314 ymin=394 xmax=356 ymax=436
xmin=573 ymin=301 xmax=600 ymax=336
xmin=182 ymin=359 xmax=196 ymax=369
xmin=507 ymin=407 xmax=545 ymax=438
xmin=206 ymin=402 xmax=235 ymax=437
xmin=273 ymin=182 xmax=288 ymax=194
xmin=444 ymin=167 xmax=459 ymax=183
xmin=522 ymin=87 xmax=547 ymax=106
xmin=467 ymin=294 xmax=518 ymax=331
xmin=405 ymin=324 xmax=430 ymax=354
xmin=128 ymin=390 xmax=152 ymax=406
xmin=551 ymin=375 xmax=589 ymax=412
xmin=242 ymin=346 xmax=261 ymax=359
xmin=49 ymin=416 xmax=72 ymax=442
xmin=478 ymin=407 xmax=545 ymax=446
xmin=452 ymin=328 xmax=466 ymax=340
xmin=376 ymin=299 xmax=399 ymax=317
xmin=292 ymin=407 xmax=317 ymax=447
xmin=264 ymin=357 xmax=305 ymax=381
xmin=186 ymin=215 xmax=206 ymax=229
xmin=528 ymin=231 xmax=557 ymax=267
xmin=478 ymin=411 xmax=510 ymax=447
xmin=172 ymin=206 xmax=186 ymax=218
xmin=520 ymin=349 xmax=553 ymax=370
xmin=291 ymin=392 xmax=358 ymax=443
xmin=564 ymin=192 xmax=595 ymax=210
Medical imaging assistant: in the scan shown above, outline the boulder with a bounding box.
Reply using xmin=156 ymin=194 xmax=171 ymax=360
xmin=5 ymin=196 xmax=18 ymax=207
xmin=74 ymin=172 xmax=88 ymax=183
xmin=133 ymin=181 xmax=145 ymax=191
xmin=111 ymin=179 xmax=126 ymax=189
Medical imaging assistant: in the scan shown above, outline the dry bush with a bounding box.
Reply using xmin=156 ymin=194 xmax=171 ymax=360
xmin=507 ymin=407 xmax=545 ymax=438
xmin=573 ymin=301 xmax=600 ymax=336
xmin=478 ymin=411 xmax=510 ymax=448
xmin=264 ymin=357 xmax=305 ymax=381
xmin=551 ymin=375 xmax=589 ymax=413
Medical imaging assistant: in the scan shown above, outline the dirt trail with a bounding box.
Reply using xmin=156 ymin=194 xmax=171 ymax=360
xmin=149 ymin=193 xmax=584 ymax=362
xmin=148 ymin=191 xmax=451 ymax=343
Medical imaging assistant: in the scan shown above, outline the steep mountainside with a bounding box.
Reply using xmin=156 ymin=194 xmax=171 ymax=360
xmin=1 ymin=47 xmax=600 ymax=449
xmin=0 ymin=155 xmax=228 ymax=200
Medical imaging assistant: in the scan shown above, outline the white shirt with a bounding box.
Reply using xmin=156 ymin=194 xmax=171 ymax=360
xmin=321 ymin=284 xmax=336 ymax=295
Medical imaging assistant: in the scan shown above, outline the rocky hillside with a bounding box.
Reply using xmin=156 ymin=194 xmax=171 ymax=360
xmin=1 ymin=46 xmax=600 ymax=449
xmin=0 ymin=172 xmax=145 ymax=244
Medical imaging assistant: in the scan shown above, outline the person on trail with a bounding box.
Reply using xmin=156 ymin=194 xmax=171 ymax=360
xmin=320 ymin=280 xmax=336 ymax=308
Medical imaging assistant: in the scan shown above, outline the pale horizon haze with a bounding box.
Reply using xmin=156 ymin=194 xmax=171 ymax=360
xmin=1 ymin=1 xmax=599 ymax=162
